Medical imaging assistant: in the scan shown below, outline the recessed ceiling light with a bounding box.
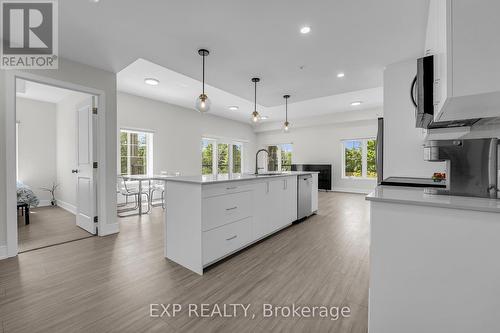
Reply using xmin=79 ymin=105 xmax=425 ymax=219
xmin=144 ymin=78 xmax=159 ymax=86
xmin=228 ymin=106 xmax=239 ymax=111
xmin=350 ymin=101 xmax=363 ymax=106
xmin=300 ymin=26 xmax=311 ymax=34
xmin=89 ymin=0 xmax=100 ymax=3
xmin=337 ymin=72 xmax=345 ymax=78
xmin=260 ymin=116 xmax=269 ymax=120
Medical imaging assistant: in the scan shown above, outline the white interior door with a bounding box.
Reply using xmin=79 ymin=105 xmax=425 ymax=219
xmin=75 ymin=98 xmax=97 ymax=234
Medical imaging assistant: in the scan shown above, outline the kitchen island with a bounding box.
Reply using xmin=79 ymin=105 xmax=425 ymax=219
xmin=165 ymin=172 xmax=318 ymax=274
xmin=366 ymin=186 xmax=500 ymax=333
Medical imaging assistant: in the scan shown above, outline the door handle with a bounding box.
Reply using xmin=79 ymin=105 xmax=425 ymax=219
xmin=225 ymin=206 xmax=238 ymax=211
xmin=72 ymin=169 xmax=79 ymax=174
xmin=226 ymin=235 xmax=237 ymax=241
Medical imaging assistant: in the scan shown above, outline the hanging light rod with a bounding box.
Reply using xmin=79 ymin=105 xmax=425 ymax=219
xmin=195 ymin=48 xmax=211 ymax=113
xmin=251 ymin=77 xmax=261 ymax=123
xmin=283 ymin=94 xmax=290 ymax=133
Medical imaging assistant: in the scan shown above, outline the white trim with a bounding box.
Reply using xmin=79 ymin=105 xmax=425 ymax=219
xmin=0 ymin=245 xmax=7 ymax=260
xmin=202 ymin=134 xmax=249 ymax=144
xmin=38 ymin=200 xmax=52 ymax=207
xmin=333 ymin=187 xmax=373 ymax=194
xmin=5 ymin=71 xmax=112 ymax=259
xmin=99 ymin=222 xmax=119 ymax=236
xmin=57 ymin=200 xmax=77 ymax=215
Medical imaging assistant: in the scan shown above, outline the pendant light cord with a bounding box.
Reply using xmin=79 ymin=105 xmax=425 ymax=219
xmin=202 ymin=55 xmax=205 ymax=95
xmin=285 ymin=97 xmax=288 ymax=122
xmin=254 ymin=81 xmax=257 ymax=111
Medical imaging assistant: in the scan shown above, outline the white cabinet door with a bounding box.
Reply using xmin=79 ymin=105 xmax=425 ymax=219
xmin=426 ymin=0 xmax=500 ymax=122
xmin=268 ymin=179 xmax=285 ymax=231
xmin=253 ymin=182 xmax=274 ymax=239
xmin=283 ymin=176 xmax=297 ymax=224
xmin=253 ymin=177 xmax=297 ymax=239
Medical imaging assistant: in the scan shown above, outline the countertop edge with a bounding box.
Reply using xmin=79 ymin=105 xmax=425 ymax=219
xmin=366 ymin=189 xmax=500 ymax=214
xmin=165 ymin=172 xmax=319 ymax=185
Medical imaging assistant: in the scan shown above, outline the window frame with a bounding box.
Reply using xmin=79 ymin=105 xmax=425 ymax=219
xmin=202 ymin=137 xmax=244 ymax=177
xmin=119 ymin=128 xmax=154 ymax=176
xmin=341 ymin=138 xmax=376 ymax=179
xmin=263 ymin=143 xmax=293 ymax=172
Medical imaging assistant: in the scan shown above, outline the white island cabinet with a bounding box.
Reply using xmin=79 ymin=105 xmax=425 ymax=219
xmin=165 ymin=172 xmax=318 ymax=275
xmin=366 ymin=186 xmax=500 ymax=333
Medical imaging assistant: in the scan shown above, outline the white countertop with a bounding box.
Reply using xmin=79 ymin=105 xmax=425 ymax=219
xmin=165 ymin=171 xmax=319 ymax=184
xmin=366 ymin=185 xmax=500 ymax=213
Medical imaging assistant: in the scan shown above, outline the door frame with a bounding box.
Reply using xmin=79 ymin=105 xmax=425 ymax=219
xmin=5 ymin=71 xmax=107 ymax=257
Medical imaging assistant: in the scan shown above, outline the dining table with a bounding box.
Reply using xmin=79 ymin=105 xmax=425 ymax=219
xmin=121 ymin=174 xmax=176 ymax=216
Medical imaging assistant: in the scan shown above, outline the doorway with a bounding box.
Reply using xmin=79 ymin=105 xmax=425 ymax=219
xmin=15 ymin=79 xmax=98 ymax=252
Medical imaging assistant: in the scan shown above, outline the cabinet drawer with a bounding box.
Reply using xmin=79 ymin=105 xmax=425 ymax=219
xmin=202 ymin=217 xmax=252 ymax=265
xmin=202 ymin=182 xmax=253 ymax=198
xmin=202 ymin=191 xmax=252 ymax=231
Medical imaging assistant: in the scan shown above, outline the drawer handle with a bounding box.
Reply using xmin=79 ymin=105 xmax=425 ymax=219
xmin=226 ymin=235 xmax=237 ymax=241
xmin=226 ymin=186 xmax=237 ymax=190
xmin=226 ymin=206 xmax=238 ymax=211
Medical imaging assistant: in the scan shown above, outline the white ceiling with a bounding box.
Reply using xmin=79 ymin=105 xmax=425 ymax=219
xmin=118 ymin=58 xmax=383 ymax=123
xmin=15 ymin=79 xmax=75 ymax=103
xmin=60 ymin=0 xmax=429 ymax=107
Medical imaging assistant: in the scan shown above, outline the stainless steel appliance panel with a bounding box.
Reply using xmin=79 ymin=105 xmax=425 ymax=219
xmin=297 ymin=175 xmax=312 ymax=220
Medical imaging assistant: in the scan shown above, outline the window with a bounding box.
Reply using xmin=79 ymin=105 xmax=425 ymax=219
xmin=342 ymin=138 xmax=377 ymax=179
xmin=217 ymin=143 xmax=229 ymax=174
xmin=201 ymin=138 xmax=243 ymax=176
xmin=201 ymin=139 xmax=214 ymax=175
xmin=266 ymin=144 xmax=293 ymax=172
xmin=120 ymin=129 xmax=153 ymax=175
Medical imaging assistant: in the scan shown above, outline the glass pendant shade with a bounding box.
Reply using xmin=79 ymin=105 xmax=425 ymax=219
xmin=195 ymin=93 xmax=211 ymax=113
xmin=252 ymin=111 xmax=260 ymax=123
xmin=283 ymin=121 xmax=290 ymax=133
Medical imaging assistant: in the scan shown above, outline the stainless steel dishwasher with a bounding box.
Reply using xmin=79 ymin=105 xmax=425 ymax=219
xmin=297 ymin=174 xmax=312 ymax=220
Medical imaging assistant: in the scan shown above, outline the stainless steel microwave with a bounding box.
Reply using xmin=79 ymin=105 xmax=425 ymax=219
xmin=411 ymin=55 xmax=479 ymax=129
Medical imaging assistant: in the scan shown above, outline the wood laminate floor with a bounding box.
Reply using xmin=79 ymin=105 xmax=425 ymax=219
xmin=17 ymin=206 xmax=94 ymax=253
xmin=1 ymin=192 xmax=370 ymax=333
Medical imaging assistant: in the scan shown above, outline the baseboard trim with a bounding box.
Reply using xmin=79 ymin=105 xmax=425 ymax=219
xmin=0 ymin=245 xmax=8 ymax=260
xmin=333 ymin=187 xmax=373 ymax=194
xmin=99 ymin=222 xmax=119 ymax=236
xmin=56 ymin=200 xmax=77 ymax=215
xmin=38 ymin=199 xmax=52 ymax=207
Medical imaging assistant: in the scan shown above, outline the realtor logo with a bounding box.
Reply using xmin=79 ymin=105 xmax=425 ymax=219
xmin=1 ymin=0 xmax=58 ymax=69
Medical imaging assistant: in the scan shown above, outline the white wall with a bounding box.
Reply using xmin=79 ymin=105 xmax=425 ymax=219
xmin=117 ymin=92 xmax=258 ymax=176
xmin=56 ymin=92 xmax=90 ymax=213
xmin=383 ymin=59 xmax=446 ymax=178
xmin=1 ymin=58 xmax=118 ymax=258
xmin=16 ymin=97 xmax=57 ymax=205
xmin=256 ymin=119 xmax=379 ymax=193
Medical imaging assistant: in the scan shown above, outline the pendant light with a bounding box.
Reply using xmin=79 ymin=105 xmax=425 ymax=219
xmin=195 ymin=49 xmax=211 ymax=112
xmin=283 ymin=94 xmax=291 ymax=132
xmin=251 ymin=77 xmax=261 ymax=122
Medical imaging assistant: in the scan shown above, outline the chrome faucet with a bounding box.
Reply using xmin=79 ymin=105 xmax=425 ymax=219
xmin=255 ymin=149 xmax=269 ymax=175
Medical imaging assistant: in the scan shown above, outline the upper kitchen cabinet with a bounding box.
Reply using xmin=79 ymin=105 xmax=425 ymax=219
xmin=425 ymin=0 xmax=500 ymax=122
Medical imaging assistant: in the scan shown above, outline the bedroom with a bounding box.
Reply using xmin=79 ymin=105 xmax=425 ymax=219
xmin=15 ymin=79 xmax=97 ymax=252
